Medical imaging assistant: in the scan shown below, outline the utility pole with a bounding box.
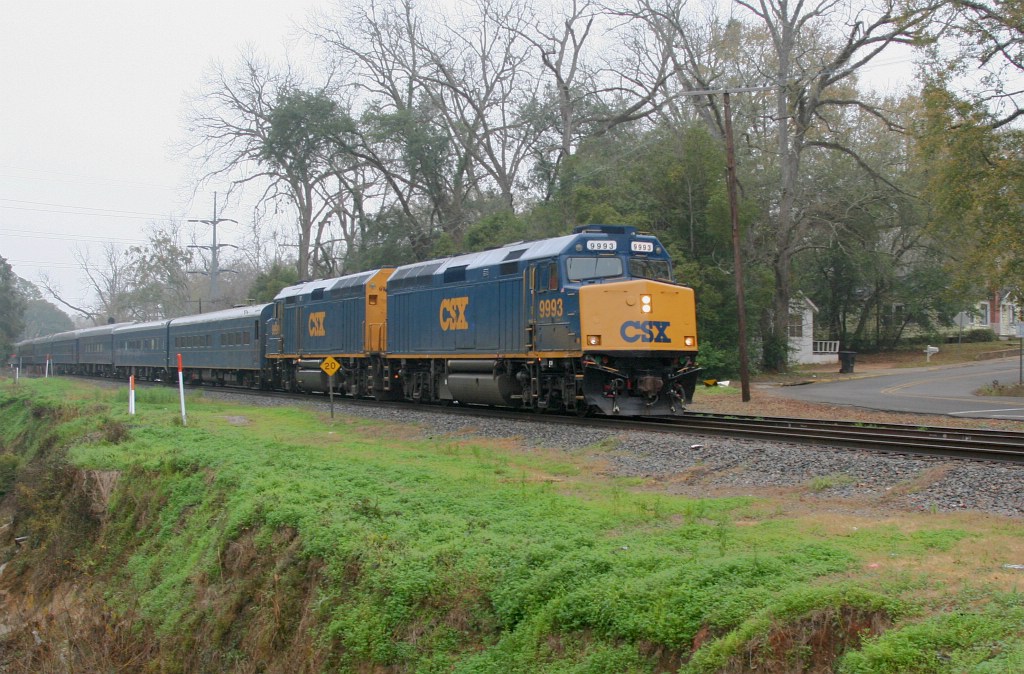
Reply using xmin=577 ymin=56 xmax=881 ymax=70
xmin=674 ymin=85 xmax=773 ymax=402
xmin=188 ymin=192 xmax=238 ymax=307
xmin=723 ymin=91 xmax=752 ymax=402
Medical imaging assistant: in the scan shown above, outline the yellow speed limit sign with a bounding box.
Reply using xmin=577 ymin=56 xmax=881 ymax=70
xmin=320 ymin=357 xmax=340 ymax=377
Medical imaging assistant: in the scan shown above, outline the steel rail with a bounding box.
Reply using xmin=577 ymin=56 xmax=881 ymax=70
xmin=45 ymin=376 xmax=1024 ymax=464
xmin=626 ymin=414 xmax=1024 ymax=463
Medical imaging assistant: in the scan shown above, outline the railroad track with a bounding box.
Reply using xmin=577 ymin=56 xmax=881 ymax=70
xmin=30 ymin=376 xmax=1024 ymax=464
xmin=618 ymin=413 xmax=1024 ymax=464
xmin=203 ymin=386 xmax=1024 ymax=464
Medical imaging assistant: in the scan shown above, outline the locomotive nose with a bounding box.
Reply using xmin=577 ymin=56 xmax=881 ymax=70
xmin=578 ymin=280 xmax=697 ymax=352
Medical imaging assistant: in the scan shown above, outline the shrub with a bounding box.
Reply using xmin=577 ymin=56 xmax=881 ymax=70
xmin=0 ymin=453 xmax=19 ymax=496
xmin=962 ymin=328 xmax=997 ymax=343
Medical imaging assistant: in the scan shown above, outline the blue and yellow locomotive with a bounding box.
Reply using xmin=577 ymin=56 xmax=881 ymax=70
xmin=385 ymin=224 xmax=699 ymax=415
xmin=271 ymin=225 xmax=700 ymax=415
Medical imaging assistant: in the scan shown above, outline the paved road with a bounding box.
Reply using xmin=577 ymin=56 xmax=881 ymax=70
xmin=765 ymin=357 xmax=1024 ymax=420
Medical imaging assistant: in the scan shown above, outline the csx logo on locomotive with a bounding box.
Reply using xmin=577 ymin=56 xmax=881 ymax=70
xmin=620 ymin=320 xmax=672 ymax=343
xmin=308 ymin=311 xmax=327 ymax=337
xmin=439 ymin=297 xmax=469 ymax=331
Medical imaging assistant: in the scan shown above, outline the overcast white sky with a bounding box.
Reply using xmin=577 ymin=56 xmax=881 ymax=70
xmin=0 ymin=0 xmax=326 ymax=312
xmin=0 ymin=1 xmax=919 ymax=320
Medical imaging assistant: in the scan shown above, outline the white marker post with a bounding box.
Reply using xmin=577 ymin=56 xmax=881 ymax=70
xmin=177 ymin=353 xmax=187 ymax=426
xmin=129 ymin=374 xmax=136 ymax=415
xmin=45 ymin=354 xmax=51 ymax=378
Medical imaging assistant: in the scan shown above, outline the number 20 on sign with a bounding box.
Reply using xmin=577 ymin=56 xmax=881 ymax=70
xmin=321 ymin=357 xmax=340 ymax=418
xmin=320 ymin=357 xmax=340 ymax=376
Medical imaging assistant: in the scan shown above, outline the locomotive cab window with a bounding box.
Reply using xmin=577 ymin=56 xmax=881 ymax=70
xmin=566 ymin=256 xmax=623 ymax=282
xmin=535 ymin=261 xmax=560 ymax=292
xmin=628 ymin=258 xmax=673 ymax=283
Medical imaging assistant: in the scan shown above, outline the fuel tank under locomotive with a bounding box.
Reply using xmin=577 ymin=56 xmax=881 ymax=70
xmin=294 ymin=360 xmax=331 ymax=392
xmin=444 ymin=360 xmax=521 ymax=407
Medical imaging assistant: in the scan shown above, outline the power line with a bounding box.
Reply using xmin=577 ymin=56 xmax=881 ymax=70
xmin=0 ymin=204 xmax=176 ymax=220
xmin=0 ymin=164 xmax=178 ymax=191
xmin=0 ymin=227 xmax=146 ymax=244
xmin=6 ymin=259 xmax=83 ymax=269
xmin=0 ymin=197 xmax=173 ymax=217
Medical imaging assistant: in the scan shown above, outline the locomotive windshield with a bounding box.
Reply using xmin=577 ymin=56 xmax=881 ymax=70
xmin=566 ymin=256 xmax=623 ymax=281
xmin=628 ymin=258 xmax=673 ymax=283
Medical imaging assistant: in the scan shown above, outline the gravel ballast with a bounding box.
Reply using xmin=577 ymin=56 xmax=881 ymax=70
xmin=207 ymin=391 xmax=1024 ymax=519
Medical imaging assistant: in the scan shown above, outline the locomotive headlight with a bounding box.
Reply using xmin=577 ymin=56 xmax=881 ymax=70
xmin=587 ymin=335 xmax=602 ymax=346
xmin=640 ymin=294 xmax=652 ymax=313
xmin=684 ymin=336 xmax=696 ymax=347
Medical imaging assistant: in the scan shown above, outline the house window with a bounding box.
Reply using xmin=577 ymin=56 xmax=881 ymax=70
xmin=788 ymin=313 xmax=803 ymax=338
xmin=979 ymin=302 xmax=990 ymax=326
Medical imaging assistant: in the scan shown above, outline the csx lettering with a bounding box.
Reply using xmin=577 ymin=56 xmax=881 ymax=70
xmin=308 ymin=311 xmax=326 ymax=337
xmin=439 ymin=297 xmax=470 ymax=331
xmin=538 ymin=298 xmax=563 ymax=318
xmin=620 ymin=321 xmax=671 ymax=343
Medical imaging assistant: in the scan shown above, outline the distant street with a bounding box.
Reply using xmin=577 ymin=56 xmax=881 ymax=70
xmin=763 ymin=357 xmax=1024 ymax=420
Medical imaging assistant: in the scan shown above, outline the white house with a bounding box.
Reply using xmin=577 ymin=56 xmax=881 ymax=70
xmin=956 ymin=290 xmax=1021 ymax=339
xmin=788 ymin=295 xmax=839 ymax=365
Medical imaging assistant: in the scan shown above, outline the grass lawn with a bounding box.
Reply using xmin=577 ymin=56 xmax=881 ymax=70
xmin=2 ymin=377 xmax=1023 ymax=672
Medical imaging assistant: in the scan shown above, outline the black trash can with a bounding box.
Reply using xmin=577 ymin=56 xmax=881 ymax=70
xmin=838 ymin=351 xmax=856 ymax=374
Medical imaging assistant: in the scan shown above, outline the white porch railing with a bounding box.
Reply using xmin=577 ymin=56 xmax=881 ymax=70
xmin=813 ymin=340 xmax=839 ymax=354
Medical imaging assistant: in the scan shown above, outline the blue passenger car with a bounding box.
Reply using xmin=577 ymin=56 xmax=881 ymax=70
xmin=113 ymin=320 xmax=171 ymax=379
xmin=169 ymin=304 xmax=272 ymax=387
xmin=11 ymin=338 xmax=42 ymax=372
xmin=45 ymin=330 xmax=79 ymax=374
xmin=78 ymin=324 xmax=127 ymax=376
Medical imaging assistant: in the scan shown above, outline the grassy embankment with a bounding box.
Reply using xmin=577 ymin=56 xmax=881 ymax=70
xmin=1 ymin=377 xmax=1023 ymax=672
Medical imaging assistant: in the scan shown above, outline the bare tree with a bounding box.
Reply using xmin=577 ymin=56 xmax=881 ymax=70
xmin=186 ymin=54 xmax=348 ymax=279
xmin=41 ymin=243 xmax=135 ymax=323
xmin=314 ymin=0 xmax=473 ymax=247
xmin=417 ymin=0 xmax=544 ymax=210
xmin=41 ymin=226 xmax=196 ymax=323
xmin=742 ymin=0 xmax=943 ymax=367
xmin=923 ymin=0 xmax=1024 ymax=128
xmin=633 ymin=0 xmax=938 ymax=368
xmin=495 ymin=0 xmax=673 ymax=203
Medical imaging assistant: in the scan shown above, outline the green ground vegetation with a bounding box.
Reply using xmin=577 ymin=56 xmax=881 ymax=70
xmin=1 ymin=377 xmax=1023 ymax=672
xmin=976 ymin=380 xmax=1024 ymax=398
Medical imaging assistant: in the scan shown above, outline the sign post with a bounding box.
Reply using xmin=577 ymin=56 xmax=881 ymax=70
xmin=320 ymin=357 xmax=341 ymax=419
xmin=177 ymin=353 xmax=187 ymax=426
xmin=1016 ymin=323 xmax=1023 ymax=385
xmin=129 ymin=374 xmax=136 ymax=415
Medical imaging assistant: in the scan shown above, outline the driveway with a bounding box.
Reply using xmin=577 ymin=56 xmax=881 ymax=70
xmin=765 ymin=357 xmax=1024 ymax=420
